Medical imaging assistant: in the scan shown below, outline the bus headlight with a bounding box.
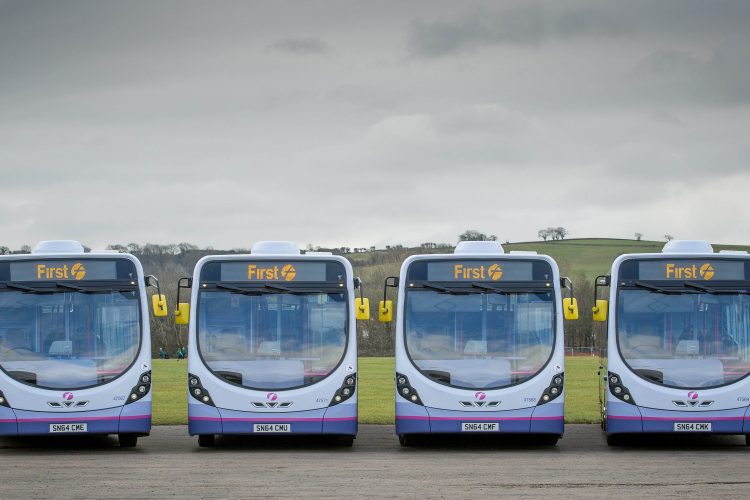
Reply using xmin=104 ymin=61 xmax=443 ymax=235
xmin=329 ymin=373 xmax=357 ymax=406
xmin=187 ymin=373 xmax=215 ymax=407
xmin=395 ymin=372 xmax=423 ymax=406
xmin=125 ymin=370 xmax=151 ymax=405
xmin=537 ymin=373 xmax=564 ymax=406
xmin=0 ymin=391 xmax=8 ymax=408
xmin=608 ymin=371 xmax=636 ymax=405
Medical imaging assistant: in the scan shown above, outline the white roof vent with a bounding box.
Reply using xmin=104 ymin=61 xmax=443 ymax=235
xmin=251 ymin=241 xmax=301 ymax=255
xmin=662 ymin=240 xmax=714 ymax=254
xmin=32 ymin=240 xmax=85 ymax=255
xmin=719 ymin=250 xmax=748 ymax=255
xmin=305 ymin=251 xmax=333 ymax=256
xmin=454 ymin=241 xmax=504 ymax=255
xmin=510 ymin=250 xmax=537 ymax=255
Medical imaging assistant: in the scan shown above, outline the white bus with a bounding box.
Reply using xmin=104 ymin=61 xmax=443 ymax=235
xmin=178 ymin=241 xmax=369 ymax=447
xmin=0 ymin=240 xmax=167 ymax=447
xmin=381 ymin=241 xmax=577 ymax=446
xmin=595 ymin=240 xmax=750 ymax=445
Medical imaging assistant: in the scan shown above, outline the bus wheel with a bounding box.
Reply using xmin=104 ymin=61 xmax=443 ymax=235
xmin=606 ymin=434 xmax=624 ymax=447
xmin=118 ymin=434 xmax=138 ymax=448
xmin=198 ymin=434 xmax=216 ymax=447
xmin=336 ymin=436 xmax=354 ymax=447
xmin=398 ymin=434 xmax=415 ymax=447
xmin=536 ymin=434 xmax=559 ymax=446
xmin=745 ymin=435 xmax=750 ymax=446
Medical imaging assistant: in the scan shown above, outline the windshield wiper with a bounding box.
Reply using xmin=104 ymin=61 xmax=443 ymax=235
xmin=420 ymin=283 xmax=469 ymax=294
xmin=2 ymin=282 xmax=53 ymax=293
xmin=215 ymin=283 xmax=263 ymax=295
xmin=632 ymin=281 xmax=679 ymax=295
xmin=683 ymin=281 xmax=716 ymax=294
xmin=55 ymin=282 xmax=96 ymax=293
xmin=471 ymin=282 xmax=508 ymax=293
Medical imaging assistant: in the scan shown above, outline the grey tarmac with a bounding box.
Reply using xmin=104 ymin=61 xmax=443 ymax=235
xmin=0 ymin=425 xmax=748 ymax=499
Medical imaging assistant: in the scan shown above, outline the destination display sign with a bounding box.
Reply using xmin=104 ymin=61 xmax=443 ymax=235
xmin=219 ymin=261 xmax=331 ymax=282
xmin=637 ymin=260 xmax=747 ymax=281
xmin=425 ymin=260 xmax=537 ymax=282
xmin=10 ymin=260 xmax=119 ymax=282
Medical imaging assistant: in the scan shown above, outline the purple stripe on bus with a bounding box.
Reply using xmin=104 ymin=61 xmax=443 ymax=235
xmin=12 ymin=415 xmax=149 ymax=423
xmin=189 ymin=416 xmax=357 ymax=422
xmin=610 ymin=415 xmax=748 ymax=421
xmin=397 ymin=415 xmax=563 ymax=421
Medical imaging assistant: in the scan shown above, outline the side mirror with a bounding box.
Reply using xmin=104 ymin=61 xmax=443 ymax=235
xmin=355 ymin=298 xmax=370 ymax=320
xmin=379 ymin=300 xmax=393 ymax=323
xmin=563 ymin=297 xmax=579 ymax=320
xmin=175 ymin=302 xmax=190 ymax=325
xmin=151 ymin=294 xmax=168 ymax=317
xmin=592 ymin=299 xmax=608 ymax=322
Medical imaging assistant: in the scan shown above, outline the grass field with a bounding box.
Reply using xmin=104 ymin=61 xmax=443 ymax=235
xmin=152 ymin=356 xmax=602 ymax=425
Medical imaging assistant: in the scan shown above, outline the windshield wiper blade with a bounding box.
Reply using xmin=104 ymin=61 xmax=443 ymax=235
xmin=56 ymin=282 xmax=97 ymax=293
xmin=2 ymin=282 xmax=53 ymax=293
xmin=264 ymin=284 xmax=293 ymax=293
xmin=632 ymin=281 xmax=679 ymax=294
xmin=683 ymin=281 xmax=717 ymax=294
xmin=420 ymin=283 xmax=469 ymax=294
xmin=215 ymin=283 xmax=263 ymax=295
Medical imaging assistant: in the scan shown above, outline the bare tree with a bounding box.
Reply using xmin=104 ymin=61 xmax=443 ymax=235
xmin=634 ymin=232 xmax=643 ymax=241
xmin=664 ymin=234 xmax=674 ymax=242
xmin=459 ymin=230 xmax=489 ymax=242
xmin=538 ymin=229 xmax=550 ymax=241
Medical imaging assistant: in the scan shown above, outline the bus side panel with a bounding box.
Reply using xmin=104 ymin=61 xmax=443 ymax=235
xmin=744 ymin=406 xmax=750 ymax=433
xmin=322 ymin=401 xmax=357 ymax=436
xmin=188 ymin=403 xmax=223 ymax=436
xmin=118 ymin=400 xmax=151 ymax=434
xmin=425 ymin=407 xmax=533 ymax=433
xmin=530 ymin=401 xmax=565 ymax=435
xmin=0 ymin=406 xmax=18 ymax=436
xmin=395 ymin=402 xmax=430 ymax=434
xmin=217 ymin=407 xmax=326 ymax=434
xmin=606 ymin=400 xmax=643 ymax=434
xmin=14 ymin=407 xmax=122 ymax=435
xmin=639 ymin=406 xmax=746 ymax=434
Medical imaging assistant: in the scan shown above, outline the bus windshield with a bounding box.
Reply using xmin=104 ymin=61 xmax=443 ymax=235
xmin=0 ymin=290 xmax=141 ymax=389
xmin=197 ymin=291 xmax=348 ymax=390
xmin=404 ymin=290 xmax=555 ymax=389
xmin=617 ymin=289 xmax=750 ymax=388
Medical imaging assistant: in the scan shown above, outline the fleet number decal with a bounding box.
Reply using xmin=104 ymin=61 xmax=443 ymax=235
xmin=461 ymin=422 xmax=499 ymax=432
xmin=674 ymin=422 xmax=711 ymax=432
xmin=253 ymin=423 xmax=291 ymax=433
xmin=49 ymin=423 xmax=88 ymax=433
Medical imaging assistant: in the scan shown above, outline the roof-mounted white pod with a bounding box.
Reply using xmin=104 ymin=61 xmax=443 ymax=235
xmin=510 ymin=250 xmax=538 ymax=255
xmin=251 ymin=241 xmax=301 ymax=255
xmin=719 ymin=250 xmax=749 ymax=255
xmin=454 ymin=241 xmax=504 ymax=255
xmin=32 ymin=240 xmax=85 ymax=255
xmin=661 ymin=240 xmax=714 ymax=254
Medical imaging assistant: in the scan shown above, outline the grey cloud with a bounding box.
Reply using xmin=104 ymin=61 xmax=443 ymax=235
xmin=268 ymin=37 xmax=331 ymax=55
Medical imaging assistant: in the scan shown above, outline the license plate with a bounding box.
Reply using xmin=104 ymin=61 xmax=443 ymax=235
xmin=253 ymin=423 xmax=291 ymax=433
xmin=49 ymin=423 xmax=87 ymax=433
xmin=674 ymin=422 xmax=711 ymax=432
xmin=461 ymin=422 xmax=499 ymax=432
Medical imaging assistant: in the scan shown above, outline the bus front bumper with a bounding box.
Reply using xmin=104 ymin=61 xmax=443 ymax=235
xmin=188 ymin=402 xmax=357 ymax=436
xmin=607 ymin=401 xmax=750 ymax=435
xmin=395 ymin=402 xmax=564 ymax=435
xmin=0 ymin=401 xmax=151 ymax=436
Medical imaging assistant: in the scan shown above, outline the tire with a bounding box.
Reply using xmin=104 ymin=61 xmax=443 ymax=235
xmin=118 ymin=434 xmax=138 ymax=448
xmin=198 ymin=434 xmax=216 ymax=447
xmin=336 ymin=436 xmax=354 ymax=447
xmin=398 ymin=434 xmax=415 ymax=447
xmin=606 ymin=434 xmax=624 ymax=447
xmin=536 ymin=434 xmax=560 ymax=446
xmin=745 ymin=435 xmax=750 ymax=446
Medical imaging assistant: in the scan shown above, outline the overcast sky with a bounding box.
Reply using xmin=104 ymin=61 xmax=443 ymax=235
xmin=1 ymin=0 xmax=749 ymax=250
